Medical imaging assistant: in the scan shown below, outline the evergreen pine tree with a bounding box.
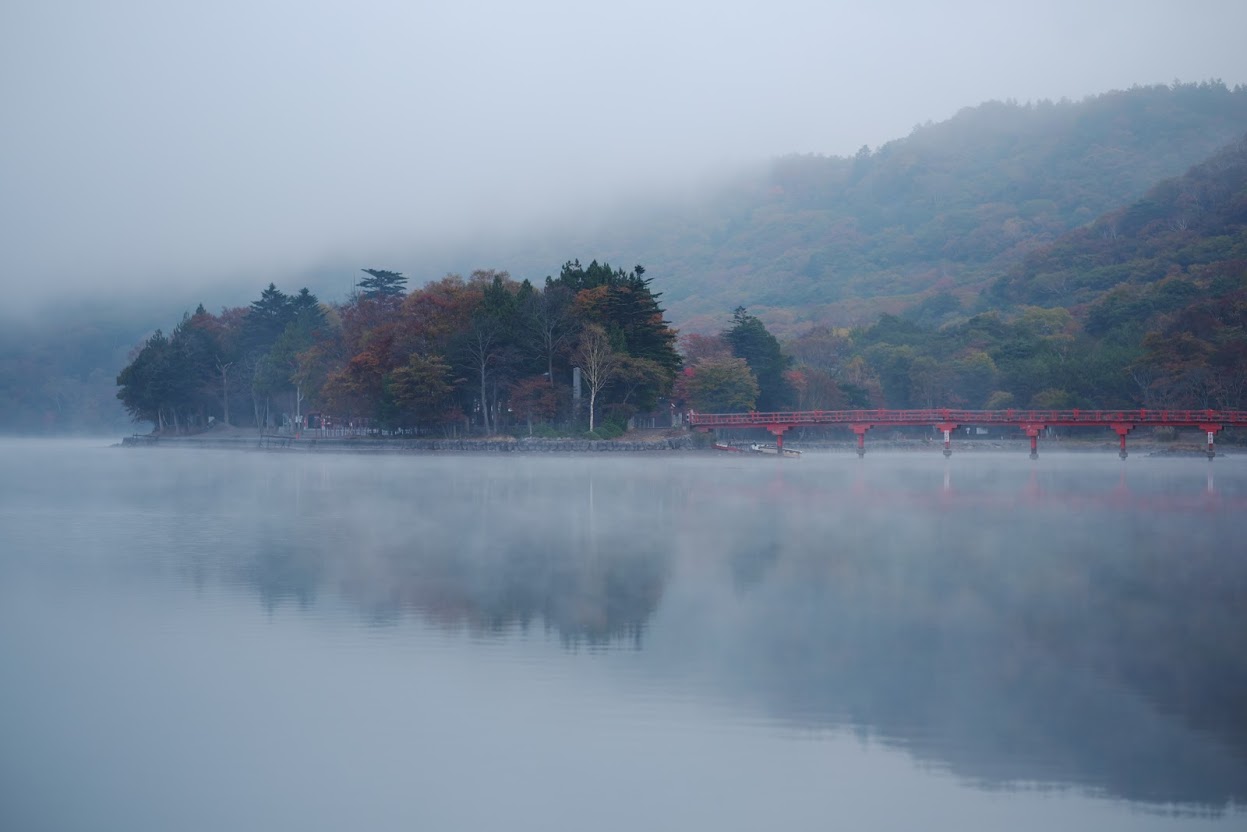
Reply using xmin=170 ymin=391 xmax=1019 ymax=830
xmin=359 ymin=269 xmax=407 ymax=301
xmin=723 ymin=306 xmax=792 ymax=410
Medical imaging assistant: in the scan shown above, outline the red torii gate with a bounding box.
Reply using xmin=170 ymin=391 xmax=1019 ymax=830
xmin=687 ymin=408 xmax=1247 ymax=459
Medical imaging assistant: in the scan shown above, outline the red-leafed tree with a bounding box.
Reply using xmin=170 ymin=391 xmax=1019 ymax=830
xmin=509 ymin=375 xmax=561 ymax=435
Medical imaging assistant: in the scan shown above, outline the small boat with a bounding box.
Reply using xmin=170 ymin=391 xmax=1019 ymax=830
xmin=750 ymin=443 xmax=801 ymax=458
xmin=713 ymin=442 xmax=747 ymax=452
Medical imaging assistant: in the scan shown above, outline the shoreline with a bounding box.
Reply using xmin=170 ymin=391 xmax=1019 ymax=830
xmin=119 ymin=432 xmax=695 ymax=453
xmin=118 ymin=430 xmax=1240 ymax=457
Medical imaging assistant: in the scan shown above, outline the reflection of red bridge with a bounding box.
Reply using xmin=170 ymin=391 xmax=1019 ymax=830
xmin=689 ymin=409 xmax=1247 ymax=459
xmin=685 ymin=470 xmax=1247 ymax=514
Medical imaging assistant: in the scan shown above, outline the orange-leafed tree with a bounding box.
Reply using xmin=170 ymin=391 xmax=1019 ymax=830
xmin=398 ymin=274 xmax=483 ymax=356
xmin=322 ymin=345 xmax=389 ymax=419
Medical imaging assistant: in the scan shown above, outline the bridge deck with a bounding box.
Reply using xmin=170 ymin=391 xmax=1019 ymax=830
xmin=689 ymin=409 xmax=1247 ymax=429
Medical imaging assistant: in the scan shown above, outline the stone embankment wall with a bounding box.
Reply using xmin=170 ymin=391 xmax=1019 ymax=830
xmin=122 ymin=434 xmax=695 ymax=453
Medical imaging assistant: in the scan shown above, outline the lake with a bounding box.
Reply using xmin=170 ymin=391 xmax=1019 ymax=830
xmin=1 ymin=440 xmax=1244 ymax=831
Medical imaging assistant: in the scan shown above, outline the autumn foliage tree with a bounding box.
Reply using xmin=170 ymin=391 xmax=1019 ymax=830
xmin=389 ymin=353 xmax=460 ymax=428
xmin=509 ymin=375 xmax=561 ymax=435
xmin=675 ymin=357 xmax=759 ymax=413
xmin=118 ymin=259 xmax=682 ymax=436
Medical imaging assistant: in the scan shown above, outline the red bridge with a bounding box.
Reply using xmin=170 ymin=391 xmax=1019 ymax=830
xmin=688 ymin=408 xmax=1247 ymax=459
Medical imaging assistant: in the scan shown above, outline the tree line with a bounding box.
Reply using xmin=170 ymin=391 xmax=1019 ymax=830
xmin=679 ymin=293 xmax=1246 ymax=417
xmin=117 ymin=261 xmax=694 ymax=437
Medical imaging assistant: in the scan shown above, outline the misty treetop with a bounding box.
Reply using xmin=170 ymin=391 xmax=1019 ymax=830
xmin=357 ymin=269 xmax=408 ymax=301
xmin=116 ymin=261 xmax=683 ymax=436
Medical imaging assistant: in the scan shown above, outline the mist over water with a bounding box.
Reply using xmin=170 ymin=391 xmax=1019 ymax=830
xmin=1 ymin=440 xmax=1244 ymax=831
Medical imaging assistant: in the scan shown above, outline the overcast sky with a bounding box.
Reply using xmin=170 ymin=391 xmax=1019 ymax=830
xmin=3 ymin=0 xmax=1247 ymax=314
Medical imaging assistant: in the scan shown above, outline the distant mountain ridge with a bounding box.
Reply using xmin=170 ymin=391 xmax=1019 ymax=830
xmin=602 ymin=81 xmax=1247 ymax=334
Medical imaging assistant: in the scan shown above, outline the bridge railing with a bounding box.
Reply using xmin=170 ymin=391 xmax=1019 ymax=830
xmin=688 ymin=408 xmax=1247 ymax=428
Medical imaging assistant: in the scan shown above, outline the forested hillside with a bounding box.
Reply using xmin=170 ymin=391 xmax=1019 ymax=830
xmin=995 ymin=134 xmax=1247 ymax=310
xmin=763 ymin=134 xmax=1247 ymax=413
xmin=628 ymin=82 xmax=1247 ymax=334
xmin=0 ymin=317 xmax=145 ymax=434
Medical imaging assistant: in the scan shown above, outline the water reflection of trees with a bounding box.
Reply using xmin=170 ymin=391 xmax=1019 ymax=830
xmin=231 ymin=460 xmax=674 ymax=647
xmin=222 ymin=457 xmax=1246 ymax=810
xmin=695 ymin=478 xmax=1247 ymax=811
xmin=332 ymin=524 xmax=669 ymax=649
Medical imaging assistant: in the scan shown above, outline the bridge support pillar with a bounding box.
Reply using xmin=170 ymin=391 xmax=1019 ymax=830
xmin=1022 ymin=424 xmax=1044 ymax=460
xmin=1200 ymin=424 xmax=1222 ymax=460
xmin=1111 ymin=423 xmax=1134 ymax=460
xmin=851 ymin=425 xmax=871 ymax=458
xmin=766 ymin=424 xmax=791 ymax=457
xmin=937 ymin=423 xmax=958 ymax=458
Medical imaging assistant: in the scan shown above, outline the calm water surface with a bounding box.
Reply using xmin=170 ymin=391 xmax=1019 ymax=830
xmin=1 ymin=440 xmax=1244 ymax=831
